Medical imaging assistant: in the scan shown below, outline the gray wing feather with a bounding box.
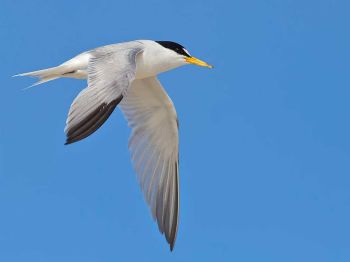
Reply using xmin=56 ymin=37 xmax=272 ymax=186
xmin=65 ymin=45 xmax=143 ymax=144
xmin=120 ymin=77 xmax=179 ymax=250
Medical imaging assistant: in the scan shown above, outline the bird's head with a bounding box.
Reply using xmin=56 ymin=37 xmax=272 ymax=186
xmin=156 ymin=41 xmax=213 ymax=69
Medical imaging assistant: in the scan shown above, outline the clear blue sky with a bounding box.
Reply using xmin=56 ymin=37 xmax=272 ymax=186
xmin=1 ymin=0 xmax=350 ymax=261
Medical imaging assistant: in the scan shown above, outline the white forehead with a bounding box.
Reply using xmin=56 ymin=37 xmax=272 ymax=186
xmin=183 ymin=48 xmax=191 ymax=56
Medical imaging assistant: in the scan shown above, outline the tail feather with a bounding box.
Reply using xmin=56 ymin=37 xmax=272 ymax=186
xmin=14 ymin=65 xmax=68 ymax=87
xmin=22 ymin=76 xmax=60 ymax=90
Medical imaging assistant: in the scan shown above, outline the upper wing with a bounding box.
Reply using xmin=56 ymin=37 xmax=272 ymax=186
xmin=65 ymin=46 xmax=143 ymax=144
xmin=120 ymin=77 xmax=179 ymax=250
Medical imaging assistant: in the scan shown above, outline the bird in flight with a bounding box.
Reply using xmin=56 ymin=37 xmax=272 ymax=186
xmin=16 ymin=40 xmax=212 ymax=251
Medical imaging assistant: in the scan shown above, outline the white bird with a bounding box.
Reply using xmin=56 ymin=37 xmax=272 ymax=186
xmin=16 ymin=40 xmax=212 ymax=251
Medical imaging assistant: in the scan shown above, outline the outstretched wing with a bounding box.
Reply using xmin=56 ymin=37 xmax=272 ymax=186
xmin=65 ymin=46 xmax=143 ymax=144
xmin=120 ymin=77 xmax=179 ymax=250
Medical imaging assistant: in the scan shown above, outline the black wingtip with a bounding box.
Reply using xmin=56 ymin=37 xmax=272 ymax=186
xmin=64 ymin=137 xmax=76 ymax=145
xmin=64 ymin=96 xmax=122 ymax=145
xmin=170 ymin=242 xmax=175 ymax=252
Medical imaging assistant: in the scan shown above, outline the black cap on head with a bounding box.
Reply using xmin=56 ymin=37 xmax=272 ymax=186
xmin=156 ymin=41 xmax=191 ymax=57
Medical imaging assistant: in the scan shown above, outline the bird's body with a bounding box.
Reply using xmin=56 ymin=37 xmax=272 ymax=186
xmin=16 ymin=39 xmax=212 ymax=251
xmin=44 ymin=40 xmax=193 ymax=81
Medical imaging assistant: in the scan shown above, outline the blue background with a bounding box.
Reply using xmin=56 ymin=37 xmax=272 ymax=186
xmin=1 ymin=0 xmax=350 ymax=261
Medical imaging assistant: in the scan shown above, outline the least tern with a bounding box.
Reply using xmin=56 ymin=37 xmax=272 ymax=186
xmin=16 ymin=40 xmax=212 ymax=251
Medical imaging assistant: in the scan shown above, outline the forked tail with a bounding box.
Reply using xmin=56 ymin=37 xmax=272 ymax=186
xmin=14 ymin=65 xmax=69 ymax=88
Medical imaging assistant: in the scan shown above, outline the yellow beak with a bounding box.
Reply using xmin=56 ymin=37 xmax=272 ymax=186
xmin=185 ymin=56 xmax=213 ymax=68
